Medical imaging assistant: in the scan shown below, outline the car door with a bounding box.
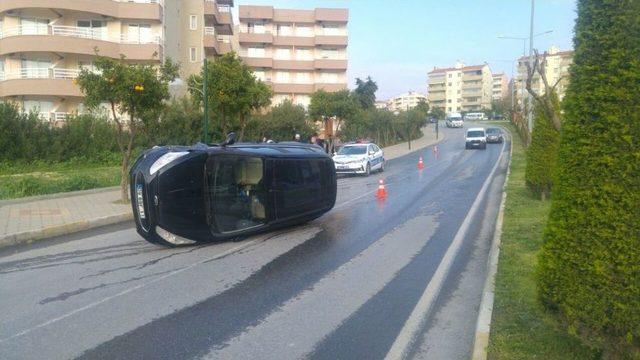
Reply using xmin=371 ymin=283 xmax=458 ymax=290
xmin=369 ymin=145 xmax=383 ymax=169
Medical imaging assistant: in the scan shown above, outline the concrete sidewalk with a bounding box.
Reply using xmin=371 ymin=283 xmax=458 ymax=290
xmin=0 ymin=125 xmax=444 ymax=248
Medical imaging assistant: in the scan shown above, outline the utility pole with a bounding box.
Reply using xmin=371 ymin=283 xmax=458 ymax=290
xmin=527 ymin=0 xmax=535 ymax=132
xmin=203 ymin=57 xmax=209 ymax=144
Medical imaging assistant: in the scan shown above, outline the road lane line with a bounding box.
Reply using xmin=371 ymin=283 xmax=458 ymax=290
xmin=0 ymin=236 xmax=269 ymax=343
xmin=384 ymin=139 xmax=507 ymax=360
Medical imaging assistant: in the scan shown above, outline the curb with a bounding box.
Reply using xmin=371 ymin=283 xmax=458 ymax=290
xmin=0 ymin=186 xmax=120 ymax=207
xmin=471 ymin=126 xmax=514 ymax=360
xmin=0 ymin=212 xmax=132 ymax=249
xmin=384 ymin=127 xmax=446 ymax=161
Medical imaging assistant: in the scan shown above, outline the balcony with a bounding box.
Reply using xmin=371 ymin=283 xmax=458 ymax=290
xmin=272 ymin=60 xmax=314 ymax=70
xmin=204 ymin=29 xmax=232 ymax=55
xmin=0 ymin=26 xmax=162 ymax=60
xmin=205 ymin=1 xmax=233 ymax=34
xmin=239 ymin=31 xmax=273 ymax=44
xmin=315 ymin=8 xmax=349 ymax=22
xmin=273 ymin=36 xmax=315 ymax=47
xmin=272 ymin=83 xmax=315 ymax=94
xmin=242 ymin=57 xmax=273 ymax=68
xmin=315 ymin=35 xmax=348 ymax=46
xmin=0 ymin=0 xmax=163 ymax=21
xmin=314 ymin=83 xmax=347 ymax=92
xmin=0 ymin=68 xmax=83 ymax=98
xmin=314 ymin=59 xmax=347 ymax=70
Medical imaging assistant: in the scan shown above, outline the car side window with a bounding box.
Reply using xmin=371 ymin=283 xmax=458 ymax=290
xmin=372 ymin=145 xmax=380 ymax=153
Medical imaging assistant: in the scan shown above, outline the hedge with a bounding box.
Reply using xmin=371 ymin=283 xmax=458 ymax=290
xmin=536 ymin=0 xmax=640 ymax=358
xmin=525 ymin=92 xmax=560 ymax=200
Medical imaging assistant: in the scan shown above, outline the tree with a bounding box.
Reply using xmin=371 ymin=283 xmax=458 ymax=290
xmin=537 ymin=1 xmax=640 ymax=357
xmin=188 ymin=53 xmax=269 ymax=141
xmin=76 ymin=56 xmax=178 ymax=202
xmin=309 ymin=89 xmax=360 ymax=152
xmin=354 ymin=76 xmax=378 ymax=109
xmin=524 ymin=91 xmax=560 ymax=200
xmin=414 ymin=99 xmax=430 ymax=118
xmin=429 ymin=107 xmax=446 ymax=120
xmin=247 ymin=100 xmax=314 ymax=141
xmin=524 ymin=49 xmax=564 ymax=132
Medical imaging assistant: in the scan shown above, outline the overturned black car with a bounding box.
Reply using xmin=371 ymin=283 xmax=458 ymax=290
xmin=130 ymin=135 xmax=337 ymax=246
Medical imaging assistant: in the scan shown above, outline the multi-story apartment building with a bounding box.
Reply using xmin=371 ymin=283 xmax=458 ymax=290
xmin=428 ymin=62 xmax=493 ymax=114
xmin=386 ymin=91 xmax=427 ymax=112
xmin=491 ymin=73 xmax=508 ymax=101
xmin=515 ymin=46 xmax=573 ymax=106
xmin=0 ymin=0 xmax=165 ymax=122
xmin=237 ymin=5 xmax=348 ymax=108
xmin=164 ymin=0 xmax=234 ymax=88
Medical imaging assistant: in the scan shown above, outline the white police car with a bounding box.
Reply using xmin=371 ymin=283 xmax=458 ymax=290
xmin=333 ymin=143 xmax=384 ymax=176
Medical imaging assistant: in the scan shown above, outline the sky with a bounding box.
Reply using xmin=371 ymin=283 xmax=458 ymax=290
xmin=234 ymin=0 xmax=578 ymax=100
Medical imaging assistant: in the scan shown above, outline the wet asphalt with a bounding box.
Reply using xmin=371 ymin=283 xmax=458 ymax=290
xmin=0 ymin=123 xmax=511 ymax=360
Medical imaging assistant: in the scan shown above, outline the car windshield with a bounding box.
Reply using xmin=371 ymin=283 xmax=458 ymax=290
xmin=487 ymin=128 xmax=501 ymax=134
xmin=467 ymin=131 xmax=485 ymax=137
xmin=338 ymin=146 xmax=367 ymax=155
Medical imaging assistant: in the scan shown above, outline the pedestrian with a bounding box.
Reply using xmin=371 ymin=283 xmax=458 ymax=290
xmin=294 ymin=133 xmax=301 ymax=142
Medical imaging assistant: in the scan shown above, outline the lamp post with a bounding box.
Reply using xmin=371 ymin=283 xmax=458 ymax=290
xmin=498 ymin=28 xmax=552 ymax=132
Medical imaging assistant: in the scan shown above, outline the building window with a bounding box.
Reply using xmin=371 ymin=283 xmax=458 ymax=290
xmin=448 ymin=74 xmax=452 ymax=78
xmin=448 ymin=82 xmax=452 ymax=86
xmin=447 ymin=99 xmax=452 ymax=103
xmin=248 ymin=46 xmax=265 ymax=58
xmin=276 ymin=71 xmax=290 ymax=83
xmin=321 ymin=48 xmax=338 ymax=59
xmin=274 ymin=48 xmax=291 ymax=60
xmin=190 ymin=47 xmax=197 ymax=62
xmin=190 ymin=15 xmax=197 ymax=30
xmin=322 ymin=24 xmax=340 ymax=36
xmin=296 ymin=25 xmax=312 ymax=37
xmin=322 ymin=72 xmax=339 ymax=83
xmin=247 ymin=21 xmax=265 ymax=34
xmin=277 ymin=24 xmax=291 ymax=36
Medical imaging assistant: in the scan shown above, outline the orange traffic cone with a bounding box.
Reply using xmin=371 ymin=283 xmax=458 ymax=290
xmin=417 ymin=156 xmax=425 ymax=169
xmin=376 ymin=179 xmax=387 ymax=199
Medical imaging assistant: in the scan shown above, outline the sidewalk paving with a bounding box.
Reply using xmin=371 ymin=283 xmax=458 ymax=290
xmin=0 ymin=125 xmax=443 ymax=248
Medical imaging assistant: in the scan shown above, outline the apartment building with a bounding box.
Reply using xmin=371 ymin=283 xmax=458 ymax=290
xmin=164 ymin=0 xmax=234 ymax=88
xmin=0 ymin=0 xmax=165 ymax=122
xmin=386 ymin=91 xmax=427 ymax=112
xmin=492 ymin=73 xmax=508 ymax=101
xmin=515 ymin=46 xmax=573 ymax=105
xmin=427 ymin=62 xmax=493 ymax=114
xmin=237 ymin=5 xmax=348 ymax=108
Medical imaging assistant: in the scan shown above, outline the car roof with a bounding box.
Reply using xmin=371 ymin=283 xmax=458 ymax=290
xmin=343 ymin=143 xmax=370 ymax=147
xmin=170 ymin=142 xmax=330 ymax=158
xmin=467 ymin=127 xmax=485 ymax=132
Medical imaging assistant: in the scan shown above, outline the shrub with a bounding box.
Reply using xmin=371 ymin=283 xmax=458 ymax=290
xmin=525 ymin=92 xmax=560 ymax=199
xmin=537 ymin=0 xmax=640 ymax=357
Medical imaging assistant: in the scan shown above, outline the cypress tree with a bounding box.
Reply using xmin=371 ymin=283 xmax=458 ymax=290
xmin=537 ymin=0 xmax=640 ymax=357
xmin=525 ymin=92 xmax=560 ymax=200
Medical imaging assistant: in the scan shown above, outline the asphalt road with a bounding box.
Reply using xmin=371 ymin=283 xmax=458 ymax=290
xmin=0 ymin=123 xmax=511 ymax=360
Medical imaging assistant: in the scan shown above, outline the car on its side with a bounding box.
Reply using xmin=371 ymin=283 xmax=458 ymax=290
xmin=129 ymin=135 xmax=337 ymax=247
xmin=486 ymin=127 xmax=504 ymax=143
xmin=465 ymin=127 xmax=487 ymax=150
xmin=333 ymin=142 xmax=384 ymax=176
xmin=445 ymin=113 xmax=464 ymax=128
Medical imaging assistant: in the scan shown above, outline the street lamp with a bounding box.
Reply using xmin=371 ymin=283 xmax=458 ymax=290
xmin=498 ymin=29 xmax=553 ymax=131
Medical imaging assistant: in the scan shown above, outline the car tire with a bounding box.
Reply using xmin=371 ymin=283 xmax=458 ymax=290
xmin=364 ymin=162 xmax=371 ymax=176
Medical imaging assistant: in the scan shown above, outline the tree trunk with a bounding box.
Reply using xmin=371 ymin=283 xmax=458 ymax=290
xmin=119 ymin=114 xmax=137 ymax=203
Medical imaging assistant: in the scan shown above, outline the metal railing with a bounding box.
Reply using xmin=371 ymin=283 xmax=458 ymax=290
xmin=0 ymin=25 xmax=162 ymax=44
xmin=0 ymin=68 xmax=82 ymax=81
xmin=217 ymin=4 xmax=231 ymax=12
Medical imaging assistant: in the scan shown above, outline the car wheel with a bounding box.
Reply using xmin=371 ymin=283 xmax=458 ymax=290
xmin=364 ymin=162 xmax=371 ymax=176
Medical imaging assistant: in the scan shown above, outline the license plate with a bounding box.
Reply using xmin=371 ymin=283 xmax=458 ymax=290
xmin=136 ymin=184 xmax=146 ymax=219
xmin=337 ymin=165 xmax=348 ymax=170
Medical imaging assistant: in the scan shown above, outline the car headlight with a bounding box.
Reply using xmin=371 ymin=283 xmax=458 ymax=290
xmin=149 ymin=151 xmax=189 ymax=175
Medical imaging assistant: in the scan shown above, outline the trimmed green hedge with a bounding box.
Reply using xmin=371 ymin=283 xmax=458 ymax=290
xmin=525 ymin=93 xmax=560 ymax=199
xmin=537 ymin=0 xmax=640 ymax=358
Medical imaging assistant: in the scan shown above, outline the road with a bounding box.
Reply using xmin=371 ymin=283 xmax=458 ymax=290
xmin=0 ymin=124 xmax=510 ymax=360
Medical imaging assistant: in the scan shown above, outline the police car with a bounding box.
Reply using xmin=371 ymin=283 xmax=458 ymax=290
xmin=332 ymin=142 xmax=385 ymax=176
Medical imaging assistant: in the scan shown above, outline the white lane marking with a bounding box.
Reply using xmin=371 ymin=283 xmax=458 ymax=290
xmin=0 ymin=237 xmax=267 ymax=343
xmin=205 ymin=214 xmax=438 ymax=360
xmin=385 ymin=139 xmax=506 ymax=360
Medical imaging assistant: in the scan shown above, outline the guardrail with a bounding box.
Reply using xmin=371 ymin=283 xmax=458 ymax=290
xmin=0 ymin=25 xmax=162 ymax=44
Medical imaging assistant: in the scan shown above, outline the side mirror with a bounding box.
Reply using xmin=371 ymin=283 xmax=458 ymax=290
xmin=221 ymin=132 xmax=236 ymax=147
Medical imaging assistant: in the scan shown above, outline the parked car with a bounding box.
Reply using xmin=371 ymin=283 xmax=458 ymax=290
xmin=486 ymin=127 xmax=504 ymax=143
xmin=129 ymin=134 xmax=337 ymax=246
xmin=463 ymin=112 xmax=487 ymax=121
xmin=445 ymin=113 xmax=464 ymax=128
xmin=333 ymin=142 xmax=384 ymax=176
xmin=465 ymin=127 xmax=487 ymax=150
